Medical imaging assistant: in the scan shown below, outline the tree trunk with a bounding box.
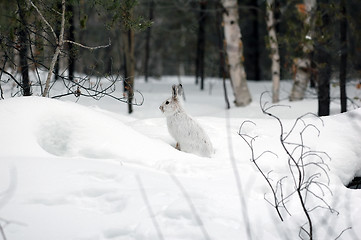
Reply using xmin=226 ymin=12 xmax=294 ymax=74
xmin=339 ymin=0 xmax=347 ymax=113
xmin=317 ymin=56 xmax=331 ymax=116
xmin=68 ymin=1 xmax=75 ymax=81
xmin=122 ymin=28 xmax=135 ymax=114
xmin=221 ymin=0 xmax=251 ymax=106
xmin=216 ymin=2 xmax=230 ymax=109
xmin=266 ymin=0 xmax=280 ymax=103
xmin=16 ymin=0 xmax=31 ymax=96
xmin=42 ymin=0 xmax=65 ymax=97
xmin=54 ymin=1 xmax=62 ymax=81
xmin=195 ymin=0 xmax=207 ymax=90
xmin=316 ymin=0 xmax=331 ymax=116
xmin=289 ymin=0 xmax=316 ymax=101
xmin=249 ymin=0 xmax=260 ymax=81
xmin=144 ymin=0 xmax=154 ymax=82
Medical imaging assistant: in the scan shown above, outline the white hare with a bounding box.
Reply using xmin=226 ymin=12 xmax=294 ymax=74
xmin=159 ymin=84 xmax=214 ymax=157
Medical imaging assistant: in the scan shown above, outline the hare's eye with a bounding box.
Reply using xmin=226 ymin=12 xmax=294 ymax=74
xmin=165 ymin=101 xmax=169 ymax=105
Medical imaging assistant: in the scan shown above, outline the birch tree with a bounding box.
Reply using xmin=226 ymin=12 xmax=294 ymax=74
xmin=265 ymin=0 xmax=280 ymax=103
xmin=221 ymin=0 xmax=251 ymax=107
xmin=289 ymin=0 xmax=316 ymax=101
xmin=28 ymin=0 xmax=110 ymax=97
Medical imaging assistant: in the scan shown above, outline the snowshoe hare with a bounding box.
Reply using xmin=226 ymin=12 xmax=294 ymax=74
xmin=159 ymin=84 xmax=214 ymax=157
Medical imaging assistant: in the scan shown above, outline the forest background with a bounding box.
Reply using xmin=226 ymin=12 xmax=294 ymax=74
xmin=1 ymin=0 xmax=361 ymax=114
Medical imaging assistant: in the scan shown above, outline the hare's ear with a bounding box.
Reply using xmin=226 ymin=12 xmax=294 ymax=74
xmin=172 ymin=85 xmax=178 ymax=99
xmin=177 ymin=84 xmax=183 ymax=97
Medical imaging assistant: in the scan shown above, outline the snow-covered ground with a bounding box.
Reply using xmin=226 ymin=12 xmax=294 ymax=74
xmin=1 ymin=76 xmax=361 ymax=240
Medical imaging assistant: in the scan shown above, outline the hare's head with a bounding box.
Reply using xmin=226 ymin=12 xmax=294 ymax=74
xmin=159 ymin=84 xmax=183 ymax=116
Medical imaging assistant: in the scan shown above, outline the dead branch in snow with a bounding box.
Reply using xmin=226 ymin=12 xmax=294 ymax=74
xmin=239 ymin=92 xmax=346 ymax=240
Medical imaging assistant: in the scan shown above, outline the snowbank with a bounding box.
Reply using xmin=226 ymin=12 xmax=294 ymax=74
xmin=1 ymin=79 xmax=361 ymax=240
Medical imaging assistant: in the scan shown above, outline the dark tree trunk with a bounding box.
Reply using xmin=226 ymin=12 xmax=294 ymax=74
xmin=54 ymin=2 xmax=61 ymax=81
xmin=317 ymin=55 xmax=331 ymax=116
xmin=144 ymin=0 xmax=154 ymax=82
xmin=340 ymin=0 xmax=347 ymax=113
xmin=122 ymin=28 xmax=135 ymax=114
xmin=123 ymin=52 xmax=127 ymax=92
xmin=251 ymin=1 xmax=260 ymax=80
xmin=316 ymin=0 xmax=331 ymax=116
xmin=16 ymin=0 xmax=31 ymax=96
xmin=195 ymin=1 xmax=207 ymax=90
xmin=246 ymin=0 xmax=260 ymax=80
xmin=68 ymin=2 xmax=75 ymax=81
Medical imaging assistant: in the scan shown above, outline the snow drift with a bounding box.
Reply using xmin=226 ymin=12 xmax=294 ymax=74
xmin=1 ymin=79 xmax=361 ymax=240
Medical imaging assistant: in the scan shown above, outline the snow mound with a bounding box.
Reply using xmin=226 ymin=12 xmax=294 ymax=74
xmin=0 ymin=97 xmax=220 ymax=175
xmin=319 ymin=110 xmax=361 ymax=185
xmin=1 ymin=91 xmax=361 ymax=240
xmin=2 ymin=97 xmax=166 ymax=159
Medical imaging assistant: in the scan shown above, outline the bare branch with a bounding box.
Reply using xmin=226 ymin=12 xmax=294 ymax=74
xmin=239 ymin=120 xmax=284 ymax=221
xmin=28 ymin=0 xmax=58 ymax=42
xmin=334 ymin=227 xmax=352 ymax=240
xmin=244 ymin=92 xmax=340 ymax=239
xmin=64 ymin=38 xmax=111 ymax=50
xmin=0 ymin=67 xmax=23 ymax=90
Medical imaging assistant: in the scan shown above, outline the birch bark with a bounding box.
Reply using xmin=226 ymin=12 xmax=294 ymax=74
xmin=265 ymin=0 xmax=280 ymax=103
xmin=289 ymin=0 xmax=316 ymax=101
xmin=41 ymin=0 xmax=65 ymax=97
xmin=221 ymin=0 xmax=251 ymax=106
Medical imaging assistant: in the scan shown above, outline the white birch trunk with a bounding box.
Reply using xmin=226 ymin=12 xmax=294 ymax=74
xmin=289 ymin=0 xmax=316 ymax=101
xmin=221 ymin=0 xmax=251 ymax=106
xmin=42 ymin=0 xmax=66 ymax=97
xmin=266 ymin=0 xmax=280 ymax=103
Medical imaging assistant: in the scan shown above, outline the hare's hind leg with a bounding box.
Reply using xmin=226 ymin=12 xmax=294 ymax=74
xmin=175 ymin=142 xmax=181 ymax=150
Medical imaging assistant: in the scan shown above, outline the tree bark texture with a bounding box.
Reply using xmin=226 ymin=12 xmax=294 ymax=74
xmin=266 ymin=0 xmax=280 ymax=103
xmin=289 ymin=0 xmax=316 ymax=101
xmin=42 ymin=0 xmax=66 ymax=97
xmin=122 ymin=28 xmax=135 ymax=114
xmin=249 ymin=0 xmax=260 ymax=81
xmin=17 ymin=0 xmax=31 ymax=96
xmin=221 ymin=0 xmax=251 ymax=107
xmin=68 ymin=1 xmax=75 ymax=82
xmin=316 ymin=0 xmax=331 ymax=116
xmin=339 ymin=0 xmax=347 ymax=113
xmin=195 ymin=0 xmax=207 ymax=90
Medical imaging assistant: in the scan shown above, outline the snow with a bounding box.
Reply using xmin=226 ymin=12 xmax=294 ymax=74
xmin=1 ymin=76 xmax=361 ymax=240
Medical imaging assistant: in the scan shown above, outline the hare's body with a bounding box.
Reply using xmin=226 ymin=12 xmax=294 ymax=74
xmin=160 ymin=84 xmax=214 ymax=157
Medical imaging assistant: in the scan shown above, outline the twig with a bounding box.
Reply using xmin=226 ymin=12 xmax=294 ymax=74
xmin=334 ymin=227 xmax=352 ymax=240
xmin=27 ymin=0 xmax=58 ymax=42
xmin=243 ymin=91 xmax=339 ymax=239
xmin=64 ymin=38 xmax=111 ymax=50
xmin=239 ymin=121 xmax=284 ymax=221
